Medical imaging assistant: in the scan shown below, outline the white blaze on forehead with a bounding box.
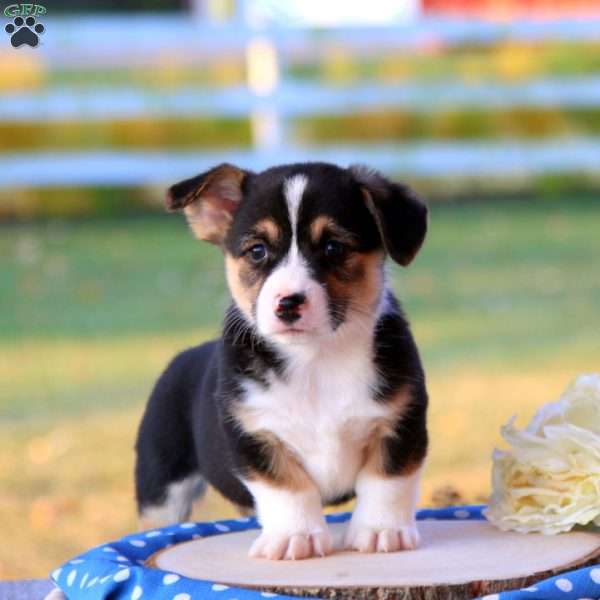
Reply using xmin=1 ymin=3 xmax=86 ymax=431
xmin=279 ymin=174 xmax=310 ymax=290
xmin=283 ymin=174 xmax=308 ymax=242
xmin=255 ymin=173 xmax=332 ymax=339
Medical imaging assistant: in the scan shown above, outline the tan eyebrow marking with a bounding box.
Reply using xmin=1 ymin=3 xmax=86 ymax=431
xmin=253 ymin=218 xmax=281 ymax=245
xmin=309 ymin=216 xmax=356 ymax=245
xmin=240 ymin=218 xmax=282 ymax=252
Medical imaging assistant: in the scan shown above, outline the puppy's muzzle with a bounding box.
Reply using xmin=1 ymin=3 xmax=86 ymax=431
xmin=275 ymin=293 xmax=306 ymax=324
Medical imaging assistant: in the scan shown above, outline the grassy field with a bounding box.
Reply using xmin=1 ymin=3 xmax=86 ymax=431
xmin=2 ymin=198 xmax=600 ymax=579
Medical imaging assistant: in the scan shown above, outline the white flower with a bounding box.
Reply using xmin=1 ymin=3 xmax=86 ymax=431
xmin=485 ymin=374 xmax=600 ymax=534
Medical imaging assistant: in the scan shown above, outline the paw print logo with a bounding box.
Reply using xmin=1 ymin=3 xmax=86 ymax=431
xmin=5 ymin=16 xmax=45 ymax=48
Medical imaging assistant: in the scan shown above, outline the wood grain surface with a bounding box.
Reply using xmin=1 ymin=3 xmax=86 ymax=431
xmin=151 ymin=521 xmax=600 ymax=599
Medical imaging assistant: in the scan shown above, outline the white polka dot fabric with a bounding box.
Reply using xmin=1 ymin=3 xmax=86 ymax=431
xmin=50 ymin=506 xmax=600 ymax=600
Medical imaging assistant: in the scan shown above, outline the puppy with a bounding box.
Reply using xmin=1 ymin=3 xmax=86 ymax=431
xmin=134 ymin=162 xmax=428 ymax=560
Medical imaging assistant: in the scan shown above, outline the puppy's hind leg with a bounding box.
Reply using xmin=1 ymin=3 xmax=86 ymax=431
xmin=138 ymin=472 xmax=207 ymax=530
xmin=135 ymin=415 xmax=206 ymax=529
xmin=134 ymin=359 xmax=207 ymax=529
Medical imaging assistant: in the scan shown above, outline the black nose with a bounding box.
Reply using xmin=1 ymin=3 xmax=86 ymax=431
xmin=276 ymin=293 xmax=306 ymax=323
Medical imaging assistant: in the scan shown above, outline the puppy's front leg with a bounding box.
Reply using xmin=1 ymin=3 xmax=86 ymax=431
xmin=346 ymin=385 xmax=427 ymax=553
xmin=245 ymin=478 xmax=332 ymax=560
xmin=345 ymin=466 xmax=422 ymax=553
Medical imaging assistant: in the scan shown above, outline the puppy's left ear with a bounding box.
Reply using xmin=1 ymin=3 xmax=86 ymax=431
xmin=351 ymin=165 xmax=428 ymax=266
xmin=166 ymin=163 xmax=249 ymax=245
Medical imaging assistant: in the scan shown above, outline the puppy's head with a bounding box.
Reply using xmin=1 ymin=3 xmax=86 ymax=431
xmin=167 ymin=162 xmax=427 ymax=344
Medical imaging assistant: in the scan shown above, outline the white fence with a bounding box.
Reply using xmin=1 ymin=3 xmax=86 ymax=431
xmin=1 ymin=15 xmax=600 ymax=188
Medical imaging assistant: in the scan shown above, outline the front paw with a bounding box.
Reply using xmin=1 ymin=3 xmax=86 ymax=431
xmin=249 ymin=528 xmax=333 ymax=560
xmin=344 ymin=522 xmax=420 ymax=553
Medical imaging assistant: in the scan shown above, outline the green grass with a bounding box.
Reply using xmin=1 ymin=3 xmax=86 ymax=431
xmin=1 ymin=214 xmax=228 ymax=419
xmin=2 ymin=198 xmax=600 ymax=578
xmin=2 ymin=199 xmax=600 ymax=419
xmin=1 ymin=215 xmax=228 ymax=340
xmin=412 ymin=198 xmax=600 ymax=366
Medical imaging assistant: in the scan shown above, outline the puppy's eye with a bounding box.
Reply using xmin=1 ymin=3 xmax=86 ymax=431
xmin=324 ymin=240 xmax=346 ymax=260
xmin=247 ymin=243 xmax=268 ymax=263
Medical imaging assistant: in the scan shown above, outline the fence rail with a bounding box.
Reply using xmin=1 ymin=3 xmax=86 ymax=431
xmin=2 ymin=77 xmax=600 ymax=123
xmin=3 ymin=139 xmax=600 ymax=188
xmin=32 ymin=15 xmax=600 ymax=68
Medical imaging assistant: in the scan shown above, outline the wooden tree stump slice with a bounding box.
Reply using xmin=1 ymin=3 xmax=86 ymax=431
xmin=150 ymin=521 xmax=600 ymax=599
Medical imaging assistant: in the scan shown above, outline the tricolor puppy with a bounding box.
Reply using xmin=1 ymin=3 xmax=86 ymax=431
xmin=135 ymin=162 xmax=428 ymax=560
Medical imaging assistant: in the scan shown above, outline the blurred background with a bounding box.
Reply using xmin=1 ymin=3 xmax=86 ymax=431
xmin=2 ymin=0 xmax=600 ymax=579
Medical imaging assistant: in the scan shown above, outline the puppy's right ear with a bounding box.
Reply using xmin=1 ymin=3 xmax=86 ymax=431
xmin=166 ymin=163 xmax=249 ymax=245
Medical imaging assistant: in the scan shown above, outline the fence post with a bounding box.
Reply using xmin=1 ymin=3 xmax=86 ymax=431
xmin=245 ymin=27 xmax=282 ymax=152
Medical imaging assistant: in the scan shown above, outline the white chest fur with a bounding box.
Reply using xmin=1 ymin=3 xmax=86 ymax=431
xmin=239 ymin=338 xmax=391 ymax=502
